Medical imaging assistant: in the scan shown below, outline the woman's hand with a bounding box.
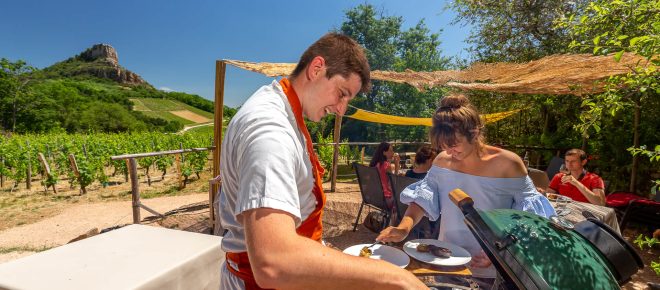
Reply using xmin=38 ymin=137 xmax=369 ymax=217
xmin=376 ymin=226 xmax=409 ymax=243
xmin=392 ymin=153 xmax=401 ymax=164
xmin=469 ymin=250 xmax=492 ymax=268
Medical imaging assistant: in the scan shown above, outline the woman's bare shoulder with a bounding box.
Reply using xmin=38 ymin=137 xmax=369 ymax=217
xmin=433 ymin=151 xmax=451 ymax=167
xmin=486 ymin=146 xmax=527 ymax=177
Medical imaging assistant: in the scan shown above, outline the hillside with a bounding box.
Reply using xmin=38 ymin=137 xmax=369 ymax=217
xmin=0 ymin=44 xmax=233 ymax=134
xmin=130 ymin=98 xmax=213 ymax=126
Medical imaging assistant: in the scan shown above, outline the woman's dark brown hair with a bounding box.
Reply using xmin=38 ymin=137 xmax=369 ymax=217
xmin=414 ymin=145 xmax=438 ymax=165
xmin=290 ymin=33 xmax=371 ymax=93
xmin=429 ymin=93 xmax=485 ymax=150
xmin=369 ymin=142 xmax=391 ymax=167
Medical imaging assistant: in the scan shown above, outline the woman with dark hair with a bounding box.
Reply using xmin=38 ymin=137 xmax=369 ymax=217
xmin=377 ymin=94 xmax=554 ymax=286
xmin=369 ymin=141 xmax=400 ymax=211
xmin=405 ymin=145 xmax=438 ymax=179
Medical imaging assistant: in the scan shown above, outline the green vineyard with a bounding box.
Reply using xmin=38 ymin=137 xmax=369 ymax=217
xmin=0 ymin=131 xmax=214 ymax=193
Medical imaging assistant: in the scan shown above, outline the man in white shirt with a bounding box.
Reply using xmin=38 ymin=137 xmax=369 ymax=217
xmin=219 ymin=33 xmax=426 ymax=290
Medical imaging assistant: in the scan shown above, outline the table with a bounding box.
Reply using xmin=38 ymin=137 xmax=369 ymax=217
xmin=0 ymin=224 xmax=224 ymax=290
xmin=407 ymin=258 xmax=472 ymax=276
xmin=550 ymin=200 xmax=621 ymax=234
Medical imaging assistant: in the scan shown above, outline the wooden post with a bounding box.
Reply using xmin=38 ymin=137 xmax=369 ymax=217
xmin=25 ymin=141 xmax=31 ymax=190
xmin=212 ymin=60 xmax=226 ymax=233
xmin=330 ymin=115 xmax=342 ymax=192
xmin=360 ymin=147 xmax=365 ymax=165
xmin=175 ymin=153 xmax=183 ymax=189
xmin=1 ymin=156 xmax=4 ymax=188
xmin=128 ymin=158 xmax=141 ymax=224
xmin=37 ymin=153 xmax=56 ymax=194
xmin=630 ymin=95 xmax=641 ymax=193
xmin=68 ymin=154 xmax=86 ymax=194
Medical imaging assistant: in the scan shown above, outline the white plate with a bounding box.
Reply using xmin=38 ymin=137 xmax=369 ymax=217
xmin=547 ymin=194 xmax=572 ymax=202
xmin=343 ymin=244 xmax=410 ymax=268
xmin=403 ymin=239 xmax=472 ymax=266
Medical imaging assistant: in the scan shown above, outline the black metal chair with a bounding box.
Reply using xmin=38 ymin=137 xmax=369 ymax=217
xmin=388 ymin=172 xmax=439 ymax=239
xmin=545 ymin=156 xmax=564 ymax=180
xmin=352 ymin=162 xmax=391 ymax=232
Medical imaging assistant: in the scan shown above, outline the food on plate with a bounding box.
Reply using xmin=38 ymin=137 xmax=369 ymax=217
xmin=359 ymin=246 xmax=372 ymax=258
xmin=547 ymin=193 xmax=560 ymax=200
xmin=430 ymin=246 xmax=452 ymax=258
xmin=416 ymin=243 xmax=431 ymax=252
xmin=416 ymin=243 xmax=452 ymax=258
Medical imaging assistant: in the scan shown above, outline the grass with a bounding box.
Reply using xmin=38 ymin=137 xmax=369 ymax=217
xmin=0 ymin=245 xmax=54 ymax=254
xmin=130 ymin=98 xmax=214 ymax=125
xmin=130 ymin=98 xmax=214 ymax=119
xmin=186 ymin=125 xmax=214 ymax=134
xmin=0 ymin=164 xmax=214 ymax=232
xmin=140 ymin=110 xmax=195 ymax=125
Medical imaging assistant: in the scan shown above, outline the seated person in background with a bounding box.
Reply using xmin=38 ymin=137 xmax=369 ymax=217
xmin=377 ymin=93 xmax=554 ymax=287
xmin=405 ymin=145 xmax=438 ymax=179
xmin=546 ymin=149 xmax=606 ymax=206
xmin=369 ymin=141 xmax=400 ymax=211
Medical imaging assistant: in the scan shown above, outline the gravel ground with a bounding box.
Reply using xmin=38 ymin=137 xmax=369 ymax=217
xmin=0 ymin=181 xmax=656 ymax=289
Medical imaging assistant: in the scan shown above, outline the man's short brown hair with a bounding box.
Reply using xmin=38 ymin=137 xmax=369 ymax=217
xmin=565 ymin=149 xmax=588 ymax=161
xmin=291 ymin=33 xmax=371 ymax=93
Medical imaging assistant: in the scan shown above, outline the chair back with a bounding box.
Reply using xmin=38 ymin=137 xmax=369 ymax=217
xmin=352 ymin=162 xmax=389 ymax=211
xmin=528 ymin=168 xmax=549 ymax=191
xmin=546 ymin=156 xmax=564 ymax=180
xmin=387 ymin=172 xmax=421 ymax=218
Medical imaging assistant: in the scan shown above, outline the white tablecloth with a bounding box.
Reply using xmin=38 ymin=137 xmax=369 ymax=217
xmin=0 ymin=224 xmax=224 ymax=290
xmin=551 ymin=200 xmax=621 ymax=234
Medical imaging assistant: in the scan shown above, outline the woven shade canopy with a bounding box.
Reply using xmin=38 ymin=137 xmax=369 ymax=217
xmin=225 ymin=53 xmax=653 ymax=96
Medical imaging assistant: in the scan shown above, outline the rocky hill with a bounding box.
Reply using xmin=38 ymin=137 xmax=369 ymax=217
xmin=0 ymin=44 xmax=227 ymax=134
xmin=43 ymin=44 xmax=151 ymax=87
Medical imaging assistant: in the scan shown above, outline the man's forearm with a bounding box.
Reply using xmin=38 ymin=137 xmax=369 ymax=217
xmin=243 ymin=208 xmax=426 ymax=290
xmin=574 ymin=183 xmax=605 ymax=205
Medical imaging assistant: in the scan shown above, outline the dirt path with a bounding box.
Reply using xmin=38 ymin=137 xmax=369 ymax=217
xmin=0 ymin=193 xmax=208 ymax=263
xmin=181 ymin=122 xmax=213 ymax=133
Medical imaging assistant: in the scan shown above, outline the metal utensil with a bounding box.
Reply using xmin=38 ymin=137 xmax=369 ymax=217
xmin=366 ymin=241 xmax=382 ymax=249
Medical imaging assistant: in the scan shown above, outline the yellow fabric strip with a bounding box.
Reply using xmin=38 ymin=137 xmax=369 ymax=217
xmin=345 ymin=108 xmax=524 ymax=126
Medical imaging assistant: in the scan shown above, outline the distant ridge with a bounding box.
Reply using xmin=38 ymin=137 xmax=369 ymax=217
xmin=43 ymin=43 xmax=151 ymax=87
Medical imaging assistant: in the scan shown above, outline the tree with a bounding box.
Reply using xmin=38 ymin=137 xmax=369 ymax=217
xmin=337 ymin=4 xmax=451 ymax=146
xmin=0 ymin=58 xmax=36 ymax=132
xmin=560 ymin=0 xmax=659 ymax=193
xmin=448 ymin=0 xmax=590 ymax=62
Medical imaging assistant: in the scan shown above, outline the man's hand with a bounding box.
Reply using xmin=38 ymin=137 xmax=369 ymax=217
xmin=560 ymin=174 xmax=579 ymax=186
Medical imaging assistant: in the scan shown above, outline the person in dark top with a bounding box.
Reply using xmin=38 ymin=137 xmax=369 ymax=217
xmin=405 ymin=145 xmax=438 ymax=179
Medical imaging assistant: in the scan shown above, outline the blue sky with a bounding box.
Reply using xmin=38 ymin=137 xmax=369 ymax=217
xmin=2 ymin=0 xmax=472 ymax=108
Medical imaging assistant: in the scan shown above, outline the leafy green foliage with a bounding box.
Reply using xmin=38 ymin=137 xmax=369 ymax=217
xmin=0 ymin=57 xmax=231 ymax=134
xmin=448 ymin=0 xmax=590 ymax=62
xmin=0 ymin=131 xmax=213 ymax=191
xmin=338 ymin=4 xmax=451 ymax=144
xmin=634 ymin=233 xmax=660 ymax=276
xmin=629 ymin=145 xmax=660 ymax=196
xmin=559 ymin=0 xmax=660 ymax=193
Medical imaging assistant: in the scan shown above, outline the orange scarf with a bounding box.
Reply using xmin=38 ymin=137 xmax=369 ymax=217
xmin=225 ymin=78 xmax=326 ymax=290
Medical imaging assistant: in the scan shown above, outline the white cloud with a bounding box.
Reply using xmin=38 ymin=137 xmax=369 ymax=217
xmin=159 ymin=87 xmax=174 ymax=92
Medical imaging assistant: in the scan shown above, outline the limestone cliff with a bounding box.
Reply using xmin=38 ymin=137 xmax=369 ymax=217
xmin=45 ymin=44 xmax=151 ymax=87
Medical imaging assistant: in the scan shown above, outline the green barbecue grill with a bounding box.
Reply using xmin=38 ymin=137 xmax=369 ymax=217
xmin=449 ymin=189 xmax=643 ymax=290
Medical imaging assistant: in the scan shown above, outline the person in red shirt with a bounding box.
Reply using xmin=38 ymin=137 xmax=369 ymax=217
xmin=547 ymin=149 xmax=605 ymax=205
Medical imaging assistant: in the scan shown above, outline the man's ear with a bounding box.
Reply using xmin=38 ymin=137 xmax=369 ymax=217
xmin=305 ymin=56 xmax=326 ymax=80
xmin=581 ymin=159 xmax=588 ymax=167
